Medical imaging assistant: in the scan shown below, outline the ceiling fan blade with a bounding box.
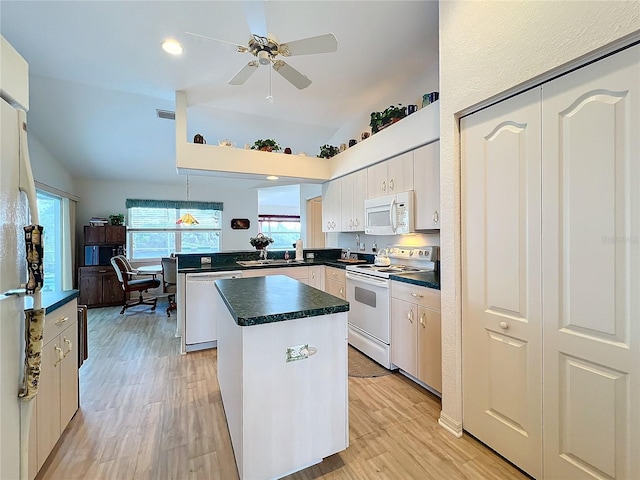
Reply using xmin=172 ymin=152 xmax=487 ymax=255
xmin=185 ymin=31 xmax=246 ymax=50
xmin=279 ymin=33 xmax=338 ymax=57
xmin=228 ymin=61 xmax=259 ymax=85
xmin=272 ymin=60 xmax=311 ymax=90
xmin=242 ymin=0 xmax=268 ymax=38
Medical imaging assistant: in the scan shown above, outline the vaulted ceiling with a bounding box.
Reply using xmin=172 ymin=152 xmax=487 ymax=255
xmin=1 ymin=1 xmax=439 ymax=187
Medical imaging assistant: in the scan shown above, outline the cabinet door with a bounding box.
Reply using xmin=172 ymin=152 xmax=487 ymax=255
xmin=367 ymin=162 xmax=388 ymax=198
xmin=322 ymin=180 xmax=341 ymax=232
xmin=78 ymin=268 xmax=102 ymax=306
xmin=324 ymin=279 xmax=345 ymax=300
xmin=340 ymin=174 xmax=355 ymax=231
xmin=387 ymin=151 xmax=414 ymax=193
xmin=308 ymin=266 xmax=324 ymax=290
xmin=59 ymin=321 xmax=79 ymax=430
xmin=105 ymin=225 xmax=126 ymax=244
xmin=37 ymin=338 xmax=62 ymax=469
xmin=351 ymin=169 xmax=367 ymax=230
xmin=461 ymin=87 xmax=542 ymax=479
xmin=414 ymin=142 xmax=440 ymax=229
xmin=102 ymin=271 xmax=124 ymax=305
xmin=390 ymin=297 xmax=417 ymax=376
xmin=541 ymin=44 xmax=640 ymax=480
xmin=417 ymin=307 xmax=441 ymax=392
xmin=84 ymin=225 xmax=105 ymax=244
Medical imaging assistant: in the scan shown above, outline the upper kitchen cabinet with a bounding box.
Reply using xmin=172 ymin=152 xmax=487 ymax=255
xmin=414 ymin=141 xmax=440 ymax=229
xmin=367 ymin=152 xmax=414 ymax=198
xmin=340 ymin=169 xmax=367 ymax=231
xmin=322 ymin=179 xmax=341 ymax=232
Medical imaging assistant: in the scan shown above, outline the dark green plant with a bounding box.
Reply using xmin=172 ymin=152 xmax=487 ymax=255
xmin=369 ymin=111 xmax=383 ymax=134
xmin=109 ymin=214 xmax=124 ymax=226
xmin=370 ymin=104 xmax=408 ymax=134
xmin=249 ymin=233 xmax=274 ymax=248
xmin=317 ymin=144 xmax=340 ymax=159
xmin=251 ymin=139 xmax=281 ymax=152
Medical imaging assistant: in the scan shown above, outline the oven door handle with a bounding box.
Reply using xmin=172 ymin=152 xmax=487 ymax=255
xmin=346 ymin=272 xmax=390 ymax=288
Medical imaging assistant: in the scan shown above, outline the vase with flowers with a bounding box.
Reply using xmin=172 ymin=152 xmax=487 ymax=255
xmin=249 ymin=233 xmax=274 ymax=250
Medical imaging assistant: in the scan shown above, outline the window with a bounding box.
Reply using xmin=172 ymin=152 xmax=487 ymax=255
xmin=36 ymin=190 xmax=62 ymax=292
xmin=126 ymin=199 xmax=223 ymax=260
xmin=258 ymin=215 xmax=301 ymax=250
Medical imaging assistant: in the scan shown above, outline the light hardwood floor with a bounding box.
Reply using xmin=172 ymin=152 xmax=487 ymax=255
xmin=36 ymin=302 xmax=529 ymax=480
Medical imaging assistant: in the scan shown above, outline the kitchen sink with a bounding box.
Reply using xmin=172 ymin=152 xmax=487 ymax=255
xmin=236 ymin=259 xmax=306 ymax=267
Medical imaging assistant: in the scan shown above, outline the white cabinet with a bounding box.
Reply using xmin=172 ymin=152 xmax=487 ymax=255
xmin=324 ymin=266 xmax=346 ymax=300
xmin=308 ymin=265 xmax=324 ymax=290
xmin=461 ymin=44 xmax=639 ymax=480
xmin=367 ymin=151 xmax=413 ymax=198
xmin=390 ymin=282 xmax=441 ymax=392
xmin=322 ymin=179 xmax=341 ymax=232
xmin=340 ymin=169 xmax=367 ymax=231
xmin=413 ymin=141 xmax=440 ymax=229
xmin=29 ymin=299 xmax=79 ymax=478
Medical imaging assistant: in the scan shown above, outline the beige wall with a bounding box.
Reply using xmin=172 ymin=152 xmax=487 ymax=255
xmin=438 ymin=0 xmax=640 ymax=435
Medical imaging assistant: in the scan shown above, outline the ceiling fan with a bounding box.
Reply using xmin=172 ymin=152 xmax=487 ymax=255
xmin=185 ymin=31 xmax=338 ymax=90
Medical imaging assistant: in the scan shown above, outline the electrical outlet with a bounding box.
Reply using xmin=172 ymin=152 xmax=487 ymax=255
xmin=350 ymin=253 xmax=358 ymax=260
xmin=306 ymin=252 xmax=315 ymax=259
xmin=359 ymin=242 xmax=365 ymax=251
xmin=200 ymin=257 xmax=211 ymax=264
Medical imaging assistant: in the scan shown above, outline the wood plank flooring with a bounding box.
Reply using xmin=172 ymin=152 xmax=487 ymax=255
xmin=36 ymin=302 xmax=529 ymax=480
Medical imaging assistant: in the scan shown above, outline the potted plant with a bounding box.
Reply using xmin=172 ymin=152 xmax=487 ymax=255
xmin=369 ymin=104 xmax=408 ymax=134
xmin=249 ymin=233 xmax=274 ymax=249
xmin=317 ymin=144 xmax=340 ymax=159
xmin=251 ymin=139 xmax=281 ymax=152
xmin=109 ymin=214 xmax=124 ymax=226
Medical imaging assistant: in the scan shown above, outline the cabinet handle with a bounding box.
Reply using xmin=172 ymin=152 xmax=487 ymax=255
xmin=382 ymin=180 xmax=386 ymax=192
xmin=433 ymin=210 xmax=439 ymax=224
xmin=327 ymin=222 xmax=331 ymax=229
xmin=62 ymin=337 xmax=73 ymax=358
xmin=420 ymin=312 xmax=426 ymax=328
xmin=55 ymin=316 xmax=68 ymax=326
xmin=499 ymin=321 xmax=509 ymax=330
xmin=354 ymin=219 xmax=360 ymax=227
xmin=98 ymin=270 xmax=107 ymax=273
xmin=311 ymin=272 xmax=315 ymax=279
xmin=389 ymin=179 xmax=394 ymax=191
xmin=339 ymin=287 xmax=344 ymax=297
xmin=349 ymin=219 xmax=354 ymax=228
xmin=410 ymin=292 xmax=424 ymax=298
xmin=54 ymin=346 xmax=64 ymax=367
xmin=407 ymin=310 xmax=413 ymax=323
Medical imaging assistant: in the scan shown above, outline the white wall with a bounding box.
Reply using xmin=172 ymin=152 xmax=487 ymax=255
xmin=75 ymin=176 xmax=259 ymax=253
xmin=29 ymin=132 xmax=77 ymax=196
xmin=438 ymin=0 xmax=640 ymax=436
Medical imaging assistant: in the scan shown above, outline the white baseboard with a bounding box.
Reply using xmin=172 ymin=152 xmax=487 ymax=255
xmin=438 ymin=412 xmax=463 ymax=438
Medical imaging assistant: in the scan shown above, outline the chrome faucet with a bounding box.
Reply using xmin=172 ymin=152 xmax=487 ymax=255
xmin=260 ymin=248 xmax=268 ymax=261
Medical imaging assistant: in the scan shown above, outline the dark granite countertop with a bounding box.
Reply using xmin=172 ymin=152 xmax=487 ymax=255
xmin=390 ymin=271 xmax=440 ymax=290
xmin=23 ymin=290 xmax=79 ymax=313
xmin=215 ymin=275 xmax=349 ymax=327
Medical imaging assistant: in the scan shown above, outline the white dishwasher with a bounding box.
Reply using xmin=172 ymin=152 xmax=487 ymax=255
xmin=185 ymin=270 xmax=242 ymax=352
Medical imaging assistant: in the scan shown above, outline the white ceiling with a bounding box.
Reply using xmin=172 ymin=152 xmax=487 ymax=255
xmin=1 ymin=1 xmax=439 ymax=188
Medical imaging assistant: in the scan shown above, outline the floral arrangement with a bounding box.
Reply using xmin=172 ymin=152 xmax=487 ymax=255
xmin=249 ymin=233 xmax=274 ymax=249
xmin=317 ymin=144 xmax=340 ymax=159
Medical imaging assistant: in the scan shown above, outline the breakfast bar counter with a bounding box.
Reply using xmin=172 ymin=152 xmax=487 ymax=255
xmin=213 ymin=275 xmax=350 ymax=480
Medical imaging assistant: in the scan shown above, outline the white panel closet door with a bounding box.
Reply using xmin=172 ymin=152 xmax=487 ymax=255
xmin=461 ymin=88 xmax=542 ymax=479
xmin=542 ymin=44 xmax=640 ymax=480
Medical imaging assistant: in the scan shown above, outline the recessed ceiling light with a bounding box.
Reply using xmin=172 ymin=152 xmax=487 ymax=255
xmin=162 ymin=39 xmax=183 ymax=55
xmin=266 ymin=176 xmax=279 ymax=181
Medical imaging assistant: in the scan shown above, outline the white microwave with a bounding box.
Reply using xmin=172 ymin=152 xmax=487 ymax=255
xmin=364 ymin=190 xmax=414 ymax=235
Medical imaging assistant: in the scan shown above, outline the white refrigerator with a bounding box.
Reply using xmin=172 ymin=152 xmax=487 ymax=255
xmin=1 ymin=35 xmax=41 ymax=480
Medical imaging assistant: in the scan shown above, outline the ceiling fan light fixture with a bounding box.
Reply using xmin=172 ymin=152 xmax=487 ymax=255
xmin=257 ymin=49 xmax=271 ymax=65
xmin=162 ymin=39 xmax=183 ymax=55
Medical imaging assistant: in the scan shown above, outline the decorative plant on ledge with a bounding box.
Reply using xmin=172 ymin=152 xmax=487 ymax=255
xmin=317 ymin=144 xmax=340 ymax=159
xmin=109 ymin=214 xmax=125 ymax=226
xmin=251 ymin=139 xmax=281 ymax=152
xmin=249 ymin=233 xmax=274 ymax=249
xmin=370 ymin=104 xmax=408 ymax=134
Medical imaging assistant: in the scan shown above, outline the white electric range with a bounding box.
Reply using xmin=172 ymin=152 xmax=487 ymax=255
xmin=345 ymin=246 xmax=438 ymax=368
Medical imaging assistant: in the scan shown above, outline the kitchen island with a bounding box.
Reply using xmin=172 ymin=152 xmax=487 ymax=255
xmin=214 ymin=275 xmax=349 ymax=480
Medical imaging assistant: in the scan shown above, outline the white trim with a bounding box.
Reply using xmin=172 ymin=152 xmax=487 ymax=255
xmin=34 ymin=180 xmax=79 ymax=202
xmin=438 ymin=412 xmax=463 ymax=438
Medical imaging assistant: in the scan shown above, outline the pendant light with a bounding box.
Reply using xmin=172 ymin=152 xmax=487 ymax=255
xmin=176 ymin=174 xmax=199 ymax=225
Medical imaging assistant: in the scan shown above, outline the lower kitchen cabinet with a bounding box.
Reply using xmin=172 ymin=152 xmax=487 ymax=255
xmin=324 ymin=266 xmax=346 ymax=300
xmin=78 ymin=266 xmax=124 ymax=307
xmin=307 ymin=265 xmax=324 ymax=290
xmin=29 ymin=299 xmax=79 ymax=479
xmin=390 ymin=281 xmax=441 ymax=393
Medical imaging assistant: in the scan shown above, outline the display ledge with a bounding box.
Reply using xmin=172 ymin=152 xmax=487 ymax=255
xmin=215 ymin=275 xmax=349 ymax=327
xmin=174 ymin=91 xmax=439 ymax=182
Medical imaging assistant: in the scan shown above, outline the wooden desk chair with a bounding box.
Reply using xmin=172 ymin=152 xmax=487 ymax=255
xmin=110 ymin=256 xmax=160 ymax=314
xmin=161 ymin=257 xmax=177 ymax=317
